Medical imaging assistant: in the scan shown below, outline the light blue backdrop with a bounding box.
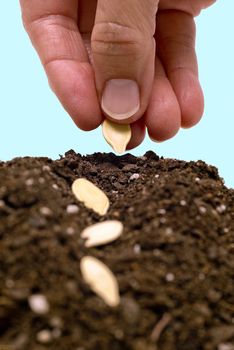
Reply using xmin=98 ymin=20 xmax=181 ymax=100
xmin=1 ymin=2 xmax=233 ymax=188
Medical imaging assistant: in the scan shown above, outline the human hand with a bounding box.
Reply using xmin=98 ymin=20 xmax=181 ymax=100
xmin=20 ymin=0 xmax=215 ymax=150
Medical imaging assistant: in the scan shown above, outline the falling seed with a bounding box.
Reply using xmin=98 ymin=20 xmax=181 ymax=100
xmin=72 ymin=178 xmax=109 ymax=216
xmin=102 ymin=119 xmax=131 ymax=154
xmin=28 ymin=294 xmax=50 ymax=314
xmin=81 ymin=220 xmax=123 ymax=248
xmin=80 ymin=256 xmax=120 ymax=307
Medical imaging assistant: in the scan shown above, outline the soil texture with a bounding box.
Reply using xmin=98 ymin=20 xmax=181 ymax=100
xmin=0 ymin=150 xmax=234 ymax=350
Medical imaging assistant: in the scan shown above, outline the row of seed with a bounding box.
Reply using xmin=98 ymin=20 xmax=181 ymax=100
xmin=72 ymin=121 xmax=132 ymax=307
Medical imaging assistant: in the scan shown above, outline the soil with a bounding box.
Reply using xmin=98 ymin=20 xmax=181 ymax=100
xmin=0 ymin=150 xmax=234 ymax=350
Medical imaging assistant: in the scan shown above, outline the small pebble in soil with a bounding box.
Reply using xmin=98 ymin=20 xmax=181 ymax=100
xmin=25 ymin=178 xmax=34 ymax=186
xmin=218 ymin=344 xmax=234 ymax=350
xmin=158 ymin=209 xmax=166 ymax=215
xmin=0 ymin=199 xmax=5 ymax=207
xmin=42 ymin=165 xmax=51 ymax=172
xmin=52 ymin=183 xmax=59 ymax=190
xmin=36 ymin=329 xmax=52 ymax=344
xmin=66 ymin=204 xmax=79 ymax=214
xmin=165 ymin=227 xmax=173 ymax=236
xmin=195 ymin=177 xmax=201 ymax=182
xmin=133 ymin=244 xmax=141 ymax=254
xmin=28 ymin=294 xmax=50 ymax=314
xmin=216 ymin=204 xmax=226 ymax=213
xmin=66 ymin=227 xmax=75 ymax=235
xmin=155 ymin=174 xmax=160 ymax=178
xmin=165 ymin=273 xmax=175 ymax=282
xmin=129 ymin=173 xmax=140 ymax=181
xmin=199 ymin=206 xmax=207 ymax=214
xmin=40 ymin=206 xmax=53 ymax=217
xmin=39 ymin=177 xmax=45 ymax=184
xmin=180 ymin=200 xmax=187 ymax=206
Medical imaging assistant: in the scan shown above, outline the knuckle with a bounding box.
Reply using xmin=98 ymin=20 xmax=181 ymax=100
xmin=91 ymin=22 xmax=144 ymax=58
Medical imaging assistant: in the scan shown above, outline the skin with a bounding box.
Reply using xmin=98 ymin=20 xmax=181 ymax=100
xmin=20 ymin=0 xmax=216 ymax=150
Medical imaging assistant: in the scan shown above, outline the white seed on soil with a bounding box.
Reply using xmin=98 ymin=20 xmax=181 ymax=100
xmin=80 ymin=256 xmax=120 ymax=307
xmin=81 ymin=220 xmax=123 ymax=248
xmin=66 ymin=204 xmax=79 ymax=214
xmin=102 ymin=119 xmax=131 ymax=154
xmin=36 ymin=330 xmax=52 ymax=344
xmin=72 ymin=178 xmax=109 ymax=216
xmin=28 ymin=294 xmax=50 ymax=314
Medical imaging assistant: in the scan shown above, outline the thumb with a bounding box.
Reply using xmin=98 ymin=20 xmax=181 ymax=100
xmin=91 ymin=0 xmax=158 ymax=123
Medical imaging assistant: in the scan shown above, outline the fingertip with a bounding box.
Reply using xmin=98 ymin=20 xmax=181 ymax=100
xmin=126 ymin=119 xmax=146 ymax=150
xmin=46 ymin=60 xmax=103 ymax=131
xmin=145 ymin=78 xmax=181 ymax=142
xmin=170 ymin=70 xmax=204 ymax=129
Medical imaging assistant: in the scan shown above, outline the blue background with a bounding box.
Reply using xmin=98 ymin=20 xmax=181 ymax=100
xmin=1 ymin=1 xmax=234 ymax=187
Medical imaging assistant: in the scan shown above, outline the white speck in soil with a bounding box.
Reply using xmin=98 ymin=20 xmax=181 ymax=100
xmin=36 ymin=329 xmax=52 ymax=344
xmin=52 ymin=183 xmax=59 ymax=190
xmin=51 ymin=328 xmax=62 ymax=339
xmin=0 ymin=199 xmax=5 ymax=207
xmin=198 ymin=273 xmax=206 ymax=281
xmin=199 ymin=206 xmax=207 ymax=214
xmin=66 ymin=227 xmax=75 ymax=235
xmin=39 ymin=177 xmax=45 ymax=184
xmin=180 ymin=200 xmax=187 ymax=206
xmin=165 ymin=227 xmax=173 ymax=236
xmin=66 ymin=204 xmax=79 ymax=214
xmin=158 ymin=209 xmax=166 ymax=215
xmin=25 ymin=178 xmax=34 ymax=186
xmin=40 ymin=207 xmax=52 ymax=217
xmin=133 ymin=244 xmax=141 ymax=254
xmin=216 ymin=204 xmax=226 ymax=214
xmin=160 ymin=217 xmax=167 ymax=224
xmin=155 ymin=174 xmax=160 ymax=178
xmin=129 ymin=173 xmax=140 ymax=181
xmin=165 ymin=273 xmax=175 ymax=282
xmin=42 ymin=165 xmax=51 ymax=172
xmin=28 ymin=294 xmax=50 ymax=314
xmin=218 ymin=343 xmax=234 ymax=350
xmin=195 ymin=177 xmax=201 ymax=182
xmin=5 ymin=279 xmax=15 ymax=288
xmin=223 ymin=227 xmax=229 ymax=233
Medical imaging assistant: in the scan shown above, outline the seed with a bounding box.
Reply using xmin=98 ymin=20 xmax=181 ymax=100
xmin=80 ymin=256 xmax=120 ymax=307
xmin=72 ymin=178 xmax=109 ymax=216
xmin=102 ymin=119 xmax=131 ymax=154
xmin=81 ymin=220 xmax=123 ymax=248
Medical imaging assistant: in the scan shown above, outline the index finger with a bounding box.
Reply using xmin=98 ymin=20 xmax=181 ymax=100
xmin=20 ymin=0 xmax=102 ymax=131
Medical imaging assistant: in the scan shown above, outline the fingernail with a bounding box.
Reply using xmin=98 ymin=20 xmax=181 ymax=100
xmin=101 ymin=79 xmax=140 ymax=120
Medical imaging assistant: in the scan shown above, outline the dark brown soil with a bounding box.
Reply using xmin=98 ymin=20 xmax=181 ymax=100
xmin=0 ymin=150 xmax=234 ymax=350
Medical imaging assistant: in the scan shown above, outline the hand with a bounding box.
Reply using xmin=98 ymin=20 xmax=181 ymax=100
xmin=20 ymin=0 xmax=215 ymax=150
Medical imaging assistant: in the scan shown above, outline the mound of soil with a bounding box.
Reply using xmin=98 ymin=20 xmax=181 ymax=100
xmin=0 ymin=150 xmax=234 ymax=350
